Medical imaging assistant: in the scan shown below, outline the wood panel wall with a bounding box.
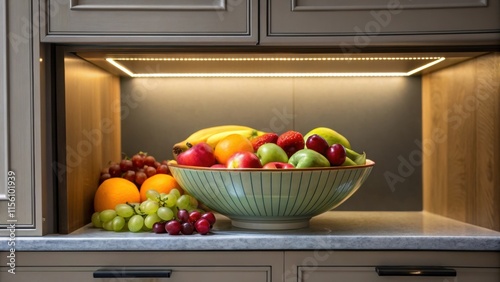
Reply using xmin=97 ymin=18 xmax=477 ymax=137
xmin=423 ymin=53 xmax=500 ymax=231
xmin=58 ymin=54 xmax=121 ymax=234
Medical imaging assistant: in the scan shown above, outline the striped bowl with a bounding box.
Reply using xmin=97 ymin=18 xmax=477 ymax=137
xmin=169 ymin=160 xmax=374 ymax=230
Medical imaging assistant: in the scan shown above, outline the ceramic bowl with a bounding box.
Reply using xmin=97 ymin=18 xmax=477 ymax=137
xmin=169 ymin=160 xmax=375 ymax=230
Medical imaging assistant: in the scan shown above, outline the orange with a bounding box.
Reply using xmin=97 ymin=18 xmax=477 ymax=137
xmin=139 ymin=174 xmax=182 ymax=202
xmin=214 ymin=134 xmax=254 ymax=165
xmin=94 ymin=178 xmax=140 ymax=212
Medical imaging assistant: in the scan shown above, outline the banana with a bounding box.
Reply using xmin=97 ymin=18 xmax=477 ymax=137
xmin=205 ymin=129 xmax=264 ymax=149
xmin=345 ymin=148 xmax=366 ymax=165
xmin=172 ymin=125 xmax=257 ymax=159
xmin=303 ymin=127 xmax=351 ymax=149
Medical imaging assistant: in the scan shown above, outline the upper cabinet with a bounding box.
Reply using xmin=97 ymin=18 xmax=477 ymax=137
xmin=41 ymin=0 xmax=500 ymax=46
xmin=40 ymin=0 xmax=258 ymax=44
xmin=261 ymin=0 xmax=500 ymax=47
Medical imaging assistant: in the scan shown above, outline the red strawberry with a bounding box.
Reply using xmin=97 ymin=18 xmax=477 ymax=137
xmin=277 ymin=131 xmax=305 ymax=157
xmin=251 ymin=133 xmax=279 ymax=151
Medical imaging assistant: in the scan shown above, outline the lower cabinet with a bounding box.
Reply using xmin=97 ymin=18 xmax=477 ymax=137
xmin=1 ymin=251 xmax=499 ymax=281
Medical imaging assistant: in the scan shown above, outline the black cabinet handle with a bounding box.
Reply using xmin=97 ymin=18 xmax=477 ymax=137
xmin=93 ymin=268 xmax=172 ymax=278
xmin=376 ymin=266 xmax=457 ymax=277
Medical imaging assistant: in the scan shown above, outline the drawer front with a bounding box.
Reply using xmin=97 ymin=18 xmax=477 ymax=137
xmin=1 ymin=266 xmax=270 ymax=282
xmin=42 ymin=0 xmax=257 ymax=43
xmin=299 ymin=266 xmax=500 ymax=282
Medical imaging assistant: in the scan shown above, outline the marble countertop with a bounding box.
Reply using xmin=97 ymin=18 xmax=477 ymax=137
xmin=2 ymin=211 xmax=500 ymax=252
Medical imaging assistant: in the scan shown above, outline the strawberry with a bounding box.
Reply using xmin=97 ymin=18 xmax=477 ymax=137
xmin=277 ymin=131 xmax=305 ymax=157
xmin=251 ymin=133 xmax=279 ymax=151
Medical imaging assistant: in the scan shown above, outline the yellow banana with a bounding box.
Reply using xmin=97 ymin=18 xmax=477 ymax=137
xmin=206 ymin=129 xmax=264 ymax=149
xmin=172 ymin=125 xmax=256 ymax=159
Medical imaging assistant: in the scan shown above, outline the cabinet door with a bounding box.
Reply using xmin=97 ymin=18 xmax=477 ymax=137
xmin=1 ymin=266 xmax=270 ymax=282
xmin=41 ymin=0 xmax=258 ymax=44
xmin=262 ymin=0 xmax=500 ymax=46
xmin=0 ymin=0 xmax=43 ymax=236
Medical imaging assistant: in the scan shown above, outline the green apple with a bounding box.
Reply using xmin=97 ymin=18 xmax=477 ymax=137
xmin=256 ymin=143 xmax=289 ymax=166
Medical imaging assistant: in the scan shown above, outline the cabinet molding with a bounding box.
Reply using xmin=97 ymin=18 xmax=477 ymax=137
xmin=70 ymin=0 xmax=226 ymax=11
xmin=0 ymin=0 xmax=9 ymax=201
xmin=291 ymin=0 xmax=487 ymax=11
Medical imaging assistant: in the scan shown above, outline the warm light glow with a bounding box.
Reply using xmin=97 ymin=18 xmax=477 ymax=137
xmin=106 ymin=57 xmax=446 ymax=77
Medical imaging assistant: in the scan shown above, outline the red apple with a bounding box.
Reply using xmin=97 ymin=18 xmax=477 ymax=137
xmin=263 ymin=162 xmax=295 ymax=169
xmin=210 ymin=164 xmax=226 ymax=169
xmin=226 ymin=152 xmax=263 ymax=169
xmin=176 ymin=142 xmax=216 ymax=167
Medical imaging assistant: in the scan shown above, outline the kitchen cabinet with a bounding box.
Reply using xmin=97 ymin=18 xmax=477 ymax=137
xmin=40 ymin=0 xmax=258 ymax=44
xmin=40 ymin=0 xmax=500 ymax=46
xmin=261 ymin=0 xmax=500 ymax=46
xmin=0 ymin=0 xmax=45 ymax=236
xmin=1 ymin=250 xmax=499 ymax=281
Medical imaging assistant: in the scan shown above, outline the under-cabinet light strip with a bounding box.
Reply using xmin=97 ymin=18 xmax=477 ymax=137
xmin=106 ymin=57 xmax=445 ymax=77
xmin=110 ymin=57 xmax=443 ymax=62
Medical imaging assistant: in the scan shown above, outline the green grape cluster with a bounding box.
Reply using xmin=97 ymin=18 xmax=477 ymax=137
xmin=91 ymin=188 xmax=203 ymax=232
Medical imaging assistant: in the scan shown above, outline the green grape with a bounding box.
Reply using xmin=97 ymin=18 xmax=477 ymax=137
xmin=99 ymin=209 xmax=117 ymax=223
xmin=157 ymin=207 xmax=174 ymax=221
xmin=169 ymin=189 xmax=181 ymax=198
xmin=115 ymin=203 xmax=134 ymax=218
xmin=112 ymin=216 xmax=126 ymax=232
xmin=165 ymin=194 xmax=178 ymax=208
xmin=91 ymin=212 xmax=102 ymax=228
xmin=102 ymin=220 xmax=114 ymax=231
xmin=143 ymin=200 xmax=159 ymax=215
xmin=144 ymin=214 xmax=161 ymax=229
xmin=176 ymin=195 xmax=191 ymax=210
xmin=189 ymin=196 xmax=199 ymax=210
xmin=128 ymin=214 xmax=144 ymax=232
xmin=146 ymin=189 xmax=160 ymax=201
xmin=160 ymin=193 xmax=168 ymax=202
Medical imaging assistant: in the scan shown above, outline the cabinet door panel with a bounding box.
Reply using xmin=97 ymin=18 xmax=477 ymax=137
xmin=263 ymin=0 xmax=500 ymax=46
xmin=299 ymin=266 xmax=500 ymax=282
xmin=42 ymin=0 xmax=257 ymax=44
xmin=0 ymin=266 xmax=270 ymax=282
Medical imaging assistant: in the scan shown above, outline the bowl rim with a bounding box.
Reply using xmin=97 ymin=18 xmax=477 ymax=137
xmin=169 ymin=159 xmax=375 ymax=172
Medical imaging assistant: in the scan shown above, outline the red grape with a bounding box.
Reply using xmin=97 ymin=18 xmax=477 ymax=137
xmin=156 ymin=164 xmax=169 ymax=174
xmin=145 ymin=166 xmax=157 ymax=178
xmin=153 ymin=161 xmax=161 ymax=169
xmin=326 ymin=144 xmax=347 ymax=166
xmin=99 ymin=173 xmax=111 ymax=184
xmin=165 ymin=220 xmax=182 ymax=235
xmin=188 ymin=211 xmax=202 ymax=223
xmin=306 ymin=134 xmax=329 ymax=156
xmin=109 ymin=163 xmax=122 ymax=178
xmin=131 ymin=154 xmax=145 ymax=169
xmin=181 ymin=222 xmax=195 ymax=235
xmin=195 ymin=218 xmax=211 ymax=235
xmin=144 ymin=155 xmax=156 ymax=167
xmin=120 ymin=159 xmax=134 ymax=172
xmin=123 ymin=170 xmax=136 ymax=182
xmin=153 ymin=222 xmax=166 ymax=234
xmin=135 ymin=171 xmax=147 ymax=186
xmin=177 ymin=209 xmax=189 ymax=223
xmin=201 ymin=212 xmax=216 ymax=226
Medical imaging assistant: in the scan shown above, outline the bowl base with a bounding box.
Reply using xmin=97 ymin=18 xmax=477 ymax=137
xmin=231 ymin=218 xmax=310 ymax=230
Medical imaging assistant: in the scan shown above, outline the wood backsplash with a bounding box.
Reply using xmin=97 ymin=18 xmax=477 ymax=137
xmin=423 ymin=53 xmax=500 ymax=231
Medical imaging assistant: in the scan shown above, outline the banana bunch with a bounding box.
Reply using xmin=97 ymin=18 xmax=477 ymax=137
xmin=172 ymin=125 xmax=265 ymax=159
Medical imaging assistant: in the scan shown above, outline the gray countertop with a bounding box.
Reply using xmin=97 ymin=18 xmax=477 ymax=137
xmin=2 ymin=211 xmax=500 ymax=252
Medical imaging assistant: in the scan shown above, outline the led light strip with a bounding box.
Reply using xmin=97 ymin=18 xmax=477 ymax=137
xmin=106 ymin=57 xmax=445 ymax=77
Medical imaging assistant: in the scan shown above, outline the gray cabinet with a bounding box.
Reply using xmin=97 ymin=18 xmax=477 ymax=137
xmin=41 ymin=0 xmax=258 ymax=44
xmin=261 ymin=0 xmax=500 ymax=46
xmin=0 ymin=0 xmax=44 ymax=236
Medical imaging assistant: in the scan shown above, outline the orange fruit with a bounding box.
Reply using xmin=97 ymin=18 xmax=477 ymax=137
xmin=139 ymin=174 xmax=182 ymax=202
xmin=214 ymin=134 xmax=254 ymax=165
xmin=94 ymin=178 xmax=140 ymax=212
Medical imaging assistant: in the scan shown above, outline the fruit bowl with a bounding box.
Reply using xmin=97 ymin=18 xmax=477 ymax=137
xmin=168 ymin=160 xmax=375 ymax=230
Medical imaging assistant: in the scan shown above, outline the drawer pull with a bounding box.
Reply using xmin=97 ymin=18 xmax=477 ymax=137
xmin=93 ymin=268 xmax=172 ymax=278
xmin=375 ymin=266 xmax=457 ymax=277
